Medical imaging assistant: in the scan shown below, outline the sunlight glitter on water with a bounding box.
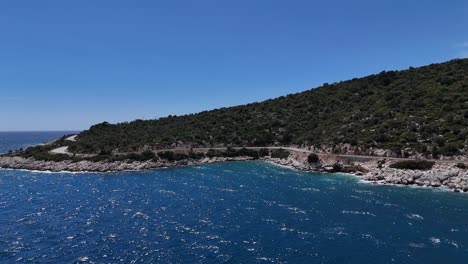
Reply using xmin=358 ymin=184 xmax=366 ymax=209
xmin=1 ymin=161 xmax=468 ymax=263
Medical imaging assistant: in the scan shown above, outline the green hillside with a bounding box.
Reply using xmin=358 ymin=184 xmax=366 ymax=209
xmin=69 ymin=59 xmax=468 ymax=158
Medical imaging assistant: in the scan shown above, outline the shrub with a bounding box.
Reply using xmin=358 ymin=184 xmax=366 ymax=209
xmin=206 ymin=149 xmax=224 ymax=158
xmin=88 ymin=154 xmax=111 ymax=162
xmin=130 ymin=152 xmax=153 ymax=161
xmin=33 ymin=152 xmax=72 ymax=162
xmin=236 ymin=148 xmax=259 ymax=158
xmin=188 ymin=151 xmax=205 ymax=160
xmin=258 ymin=148 xmax=269 ymax=157
xmin=270 ymin=148 xmax=290 ymax=159
xmin=440 ymin=143 xmax=460 ymax=156
xmin=99 ymin=149 xmax=112 ymax=156
xmin=389 ymin=160 xmax=434 ymax=170
xmin=140 ymin=150 xmax=156 ymax=160
xmin=307 ymin=153 xmax=319 ymax=163
xmin=223 ymin=147 xmax=239 ymax=157
xmin=332 ymin=163 xmax=343 ymax=172
xmin=431 ymin=147 xmax=440 ymax=159
xmin=158 ymin=151 xmax=175 ymax=161
xmin=173 ymin=153 xmax=189 ymax=161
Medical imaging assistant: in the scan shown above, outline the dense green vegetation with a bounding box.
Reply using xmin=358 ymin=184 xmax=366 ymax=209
xmin=13 ymin=59 xmax=468 ymax=160
xmin=66 ymin=59 xmax=467 ymax=158
xmin=270 ymin=148 xmax=290 ymax=159
xmin=389 ymin=160 xmax=435 ymax=170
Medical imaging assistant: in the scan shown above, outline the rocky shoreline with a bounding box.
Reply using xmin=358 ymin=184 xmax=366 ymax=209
xmin=262 ymin=153 xmax=468 ymax=193
xmin=360 ymin=162 xmax=468 ymax=192
xmin=0 ymin=156 xmax=256 ymax=172
xmin=1 ymin=153 xmax=467 ymax=193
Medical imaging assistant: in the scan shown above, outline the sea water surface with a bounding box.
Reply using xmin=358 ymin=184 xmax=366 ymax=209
xmin=1 ymin=133 xmax=468 ymax=263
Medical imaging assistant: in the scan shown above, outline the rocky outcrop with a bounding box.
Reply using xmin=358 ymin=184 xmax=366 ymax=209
xmin=262 ymin=153 xmax=468 ymax=193
xmin=0 ymin=156 xmax=254 ymax=172
xmin=360 ymin=162 xmax=468 ymax=192
xmin=262 ymin=152 xmax=367 ymax=174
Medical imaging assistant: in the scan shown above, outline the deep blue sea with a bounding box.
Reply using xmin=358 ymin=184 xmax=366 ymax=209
xmin=1 ymin=133 xmax=468 ymax=263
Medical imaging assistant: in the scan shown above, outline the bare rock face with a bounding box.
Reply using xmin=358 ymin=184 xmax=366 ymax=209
xmin=430 ymin=180 xmax=441 ymax=187
xmin=358 ymin=161 xmax=468 ymax=192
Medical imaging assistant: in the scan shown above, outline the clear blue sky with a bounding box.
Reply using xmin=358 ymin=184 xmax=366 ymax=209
xmin=1 ymin=0 xmax=467 ymax=131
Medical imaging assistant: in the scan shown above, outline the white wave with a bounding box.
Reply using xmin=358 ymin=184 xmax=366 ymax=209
xmin=287 ymin=207 xmax=306 ymax=214
xmin=132 ymin=212 xmax=149 ymax=219
xmin=158 ymin=190 xmax=177 ymax=195
xmin=218 ymin=188 xmax=237 ymax=192
xmin=0 ymin=168 xmax=96 ymax=174
xmin=446 ymin=240 xmax=459 ymax=248
xmin=409 ymin=242 xmax=426 ymax=248
xmin=78 ymin=256 xmax=89 ymax=262
xmin=406 ymin=214 xmax=424 ymax=220
xmin=293 ymin=187 xmax=320 ymax=192
xmin=341 ymin=210 xmax=376 ymax=216
xmin=256 ymin=257 xmax=274 ymax=262
xmin=322 ymin=227 xmax=348 ymax=236
xmin=430 ymin=237 xmax=441 ymax=245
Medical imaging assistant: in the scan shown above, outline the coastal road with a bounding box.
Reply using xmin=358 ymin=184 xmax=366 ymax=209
xmin=49 ymin=143 xmax=462 ymax=164
xmin=50 ymin=146 xmax=70 ymax=155
xmin=48 ymin=135 xmax=78 ymax=155
xmin=66 ymin=135 xmax=77 ymax=141
xmin=151 ymin=146 xmax=461 ymax=164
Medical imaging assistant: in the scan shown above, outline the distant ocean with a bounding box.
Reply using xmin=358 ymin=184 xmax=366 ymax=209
xmin=1 ymin=132 xmax=468 ymax=263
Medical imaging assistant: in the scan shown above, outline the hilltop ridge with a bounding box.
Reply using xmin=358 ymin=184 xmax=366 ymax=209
xmin=67 ymin=59 xmax=467 ymax=158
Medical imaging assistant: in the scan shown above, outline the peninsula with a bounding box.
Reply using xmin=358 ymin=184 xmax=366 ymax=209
xmin=1 ymin=59 xmax=467 ymax=191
